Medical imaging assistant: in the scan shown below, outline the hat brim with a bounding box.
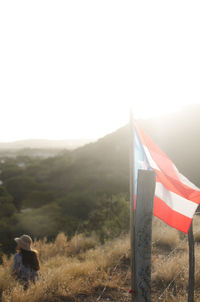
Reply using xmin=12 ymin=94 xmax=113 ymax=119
xmin=14 ymin=237 xmax=32 ymax=251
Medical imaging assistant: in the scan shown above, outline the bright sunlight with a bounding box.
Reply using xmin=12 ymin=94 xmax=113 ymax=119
xmin=0 ymin=1 xmax=199 ymax=141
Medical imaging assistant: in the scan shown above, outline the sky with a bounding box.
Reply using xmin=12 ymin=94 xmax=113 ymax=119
xmin=0 ymin=1 xmax=200 ymax=142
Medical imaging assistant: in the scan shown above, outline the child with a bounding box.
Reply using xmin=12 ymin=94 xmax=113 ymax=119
xmin=12 ymin=234 xmax=40 ymax=289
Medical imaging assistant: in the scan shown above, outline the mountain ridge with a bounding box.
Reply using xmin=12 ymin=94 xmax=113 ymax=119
xmin=0 ymin=138 xmax=95 ymax=150
xmin=72 ymin=104 xmax=200 ymax=186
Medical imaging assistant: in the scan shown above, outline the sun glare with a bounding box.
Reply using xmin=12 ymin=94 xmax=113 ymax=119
xmin=0 ymin=1 xmax=200 ymax=142
xmin=132 ymin=103 xmax=182 ymax=119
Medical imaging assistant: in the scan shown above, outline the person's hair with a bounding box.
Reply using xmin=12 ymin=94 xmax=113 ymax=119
xmin=20 ymin=249 xmax=40 ymax=271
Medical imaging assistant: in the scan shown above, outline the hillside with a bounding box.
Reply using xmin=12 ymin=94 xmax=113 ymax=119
xmin=0 ymin=104 xmax=200 ymax=255
xmin=139 ymin=104 xmax=200 ymax=186
xmin=1 ymin=216 xmax=200 ymax=301
xmin=72 ymin=104 xmax=200 ymax=188
xmin=0 ymin=139 xmax=95 ymax=150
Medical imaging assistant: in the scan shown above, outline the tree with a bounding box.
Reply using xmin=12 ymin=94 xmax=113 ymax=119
xmin=5 ymin=176 xmax=37 ymax=210
xmin=85 ymin=195 xmax=129 ymax=242
xmin=0 ymin=187 xmax=16 ymax=218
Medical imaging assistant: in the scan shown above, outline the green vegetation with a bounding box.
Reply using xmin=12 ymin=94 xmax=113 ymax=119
xmin=0 ymin=105 xmax=200 ymax=258
xmin=0 ymin=126 xmax=130 ymax=256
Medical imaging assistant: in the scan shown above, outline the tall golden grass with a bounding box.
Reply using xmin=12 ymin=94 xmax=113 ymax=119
xmin=1 ymin=216 xmax=200 ymax=301
xmin=0 ymin=233 xmax=129 ymax=302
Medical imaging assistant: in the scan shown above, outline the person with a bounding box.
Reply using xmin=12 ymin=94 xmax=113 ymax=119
xmin=12 ymin=234 xmax=40 ymax=289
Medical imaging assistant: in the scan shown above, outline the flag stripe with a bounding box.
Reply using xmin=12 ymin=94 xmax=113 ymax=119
xmin=154 ymin=196 xmax=192 ymax=233
xmin=143 ymin=146 xmax=160 ymax=171
xmin=177 ymin=170 xmax=200 ymax=191
xmin=134 ymin=122 xmax=200 ymax=233
xmin=155 ymin=182 xmax=198 ymax=219
xmin=136 ymin=124 xmax=168 ymax=158
xmin=155 ymin=170 xmax=200 ymax=204
xmin=148 ymin=149 xmax=179 ymax=180
xmin=136 ymin=123 xmax=200 ymax=201
xmin=136 ymin=124 xmax=179 ymax=180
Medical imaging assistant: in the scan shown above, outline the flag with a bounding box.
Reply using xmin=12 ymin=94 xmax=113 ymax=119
xmin=134 ymin=122 xmax=200 ymax=233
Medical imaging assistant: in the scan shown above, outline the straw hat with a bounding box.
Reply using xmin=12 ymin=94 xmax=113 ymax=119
xmin=14 ymin=235 xmax=33 ymax=251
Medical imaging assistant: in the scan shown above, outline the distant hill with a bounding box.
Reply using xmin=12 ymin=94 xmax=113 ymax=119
xmin=139 ymin=104 xmax=200 ymax=186
xmin=0 ymin=104 xmax=200 ymax=253
xmin=73 ymin=104 xmax=200 ymax=187
xmin=0 ymin=138 xmax=95 ymax=150
xmin=1 ymin=104 xmax=199 ymax=193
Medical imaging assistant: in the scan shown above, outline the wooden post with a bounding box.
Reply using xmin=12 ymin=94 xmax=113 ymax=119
xmin=188 ymin=221 xmax=195 ymax=302
xmin=134 ymin=169 xmax=156 ymax=302
xmin=129 ymin=110 xmax=135 ymax=302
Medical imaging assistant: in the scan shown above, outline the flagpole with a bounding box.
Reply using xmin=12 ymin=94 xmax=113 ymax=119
xmin=129 ymin=109 xmax=135 ymax=301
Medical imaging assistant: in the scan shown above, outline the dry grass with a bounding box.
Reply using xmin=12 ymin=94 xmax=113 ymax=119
xmin=152 ymin=217 xmax=182 ymax=251
xmin=0 ymin=234 xmax=129 ymax=302
xmin=68 ymin=232 xmax=100 ymax=255
xmin=152 ymin=251 xmax=188 ymax=288
xmin=1 ymin=218 xmax=200 ymax=302
xmin=32 ymin=232 xmax=69 ymax=262
xmin=151 ymin=216 xmax=200 ymax=301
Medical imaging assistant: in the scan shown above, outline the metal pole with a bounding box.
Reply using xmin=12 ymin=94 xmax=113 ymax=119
xmin=188 ymin=221 xmax=195 ymax=302
xmin=129 ymin=109 xmax=135 ymax=301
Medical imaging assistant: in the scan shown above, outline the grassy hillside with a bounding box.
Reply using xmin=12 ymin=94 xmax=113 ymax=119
xmin=1 ymin=216 xmax=200 ymax=302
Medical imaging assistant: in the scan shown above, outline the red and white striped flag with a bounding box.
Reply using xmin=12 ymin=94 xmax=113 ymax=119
xmin=135 ymin=123 xmax=200 ymax=233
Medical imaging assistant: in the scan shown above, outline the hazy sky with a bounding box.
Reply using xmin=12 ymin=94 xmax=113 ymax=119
xmin=0 ymin=1 xmax=200 ymax=142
